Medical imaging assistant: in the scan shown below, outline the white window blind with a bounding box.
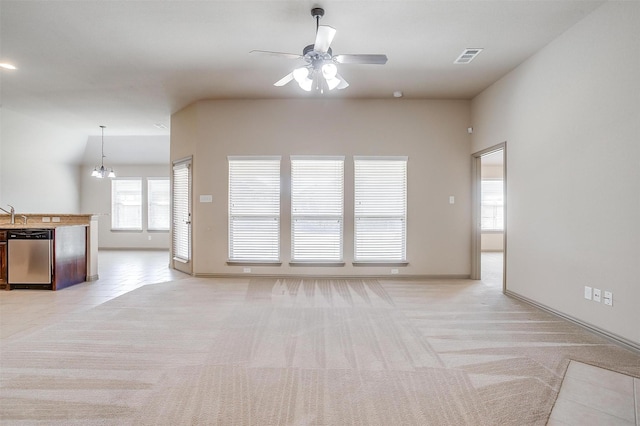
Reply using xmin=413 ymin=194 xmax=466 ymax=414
xmin=354 ymin=157 xmax=407 ymax=262
xmin=291 ymin=157 xmax=344 ymax=262
xmin=481 ymin=179 xmax=504 ymax=231
xmin=228 ymin=157 xmax=281 ymax=262
xmin=148 ymin=178 xmax=170 ymax=231
xmin=172 ymin=161 xmax=191 ymax=262
xmin=111 ymin=179 xmax=142 ymax=230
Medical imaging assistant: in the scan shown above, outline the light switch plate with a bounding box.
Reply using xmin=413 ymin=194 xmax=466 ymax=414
xmin=593 ymin=288 xmax=601 ymax=302
xmin=584 ymin=286 xmax=592 ymax=300
xmin=603 ymin=291 xmax=612 ymax=306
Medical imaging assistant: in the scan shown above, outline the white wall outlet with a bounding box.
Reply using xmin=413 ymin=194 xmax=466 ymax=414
xmin=391 ymin=268 xmax=399 ymax=274
xmin=243 ymin=267 xmax=251 ymax=273
xmin=42 ymin=217 xmax=51 ymax=223
xmin=593 ymin=288 xmax=601 ymax=302
xmin=449 ymin=196 xmax=455 ymax=204
xmin=148 ymin=235 xmax=152 ymax=241
xmin=584 ymin=286 xmax=592 ymax=300
xmin=52 ymin=217 xmax=61 ymax=223
xmin=603 ymin=291 xmax=613 ymax=306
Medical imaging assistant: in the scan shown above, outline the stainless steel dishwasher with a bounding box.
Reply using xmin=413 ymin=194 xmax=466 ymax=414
xmin=8 ymin=229 xmax=53 ymax=289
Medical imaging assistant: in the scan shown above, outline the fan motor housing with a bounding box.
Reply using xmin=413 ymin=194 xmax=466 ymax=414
xmin=303 ymin=44 xmax=332 ymax=60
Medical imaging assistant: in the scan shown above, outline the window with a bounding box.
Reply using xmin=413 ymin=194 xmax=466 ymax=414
xmin=172 ymin=160 xmax=191 ymax=262
xmin=291 ymin=156 xmax=344 ymax=262
xmin=481 ymin=179 xmax=504 ymax=231
xmin=147 ymin=178 xmax=170 ymax=231
xmin=111 ymin=179 xmax=142 ymax=230
xmin=228 ymin=156 xmax=281 ymax=262
xmin=354 ymin=157 xmax=407 ymax=262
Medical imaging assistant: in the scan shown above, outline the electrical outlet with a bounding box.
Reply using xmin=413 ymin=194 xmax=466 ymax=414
xmin=243 ymin=267 xmax=251 ymax=273
xmin=148 ymin=235 xmax=152 ymax=241
xmin=593 ymin=288 xmax=601 ymax=302
xmin=391 ymin=269 xmax=399 ymax=275
xmin=584 ymin=286 xmax=592 ymax=300
xmin=603 ymin=291 xmax=613 ymax=306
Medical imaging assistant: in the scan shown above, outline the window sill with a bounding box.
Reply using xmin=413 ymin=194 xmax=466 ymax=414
xmin=289 ymin=262 xmax=345 ymax=267
xmin=110 ymin=229 xmax=143 ymax=233
xmin=352 ymin=261 xmax=409 ymax=267
xmin=481 ymin=230 xmax=504 ymax=234
xmin=226 ymin=261 xmax=282 ymax=266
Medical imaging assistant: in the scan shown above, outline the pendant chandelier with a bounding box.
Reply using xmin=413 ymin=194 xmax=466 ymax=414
xmin=91 ymin=125 xmax=116 ymax=179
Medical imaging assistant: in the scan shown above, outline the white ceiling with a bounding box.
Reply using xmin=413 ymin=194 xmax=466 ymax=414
xmin=1 ymin=0 xmax=604 ymax=141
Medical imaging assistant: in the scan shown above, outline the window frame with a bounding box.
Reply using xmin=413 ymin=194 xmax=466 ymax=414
xmin=290 ymin=155 xmax=345 ymax=264
xmin=147 ymin=177 xmax=170 ymax=232
xmin=227 ymin=156 xmax=282 ymax=264
xmin=111 ymin=178 xmax=143 ymax=231
xmin=353 ymin=156 xmax=408 ymax=265
xmin=480 ymin=178 xmax=504 ymax=232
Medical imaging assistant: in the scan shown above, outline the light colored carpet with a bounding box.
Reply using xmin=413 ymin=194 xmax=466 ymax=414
xmin=1 ymin=277 xmax=639 ymax=425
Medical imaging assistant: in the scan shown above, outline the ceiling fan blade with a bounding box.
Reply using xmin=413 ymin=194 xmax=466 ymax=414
xmin=250 ymin=50 xmax=303 ymax=60
xmin=335 ymin=73 xmax=349 ymax=90
xmin=274 ymin=72 xmax=294 ymax=87
xmin=314 ymin=25 xmax=336 ymax=53
xmin=334 ymin=54 xmax=388 ymax=65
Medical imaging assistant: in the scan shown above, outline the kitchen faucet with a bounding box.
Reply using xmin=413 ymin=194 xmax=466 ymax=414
xmin=0 ymin=204 xmax=15 ymax=224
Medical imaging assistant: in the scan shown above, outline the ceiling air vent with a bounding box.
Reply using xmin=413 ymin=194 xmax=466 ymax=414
xmin=454 ymin=48 xmax=483 ymax=64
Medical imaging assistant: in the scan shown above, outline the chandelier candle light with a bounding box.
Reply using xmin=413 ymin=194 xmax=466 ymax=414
xmin=91 ymin=125 xmax=116 ymax=179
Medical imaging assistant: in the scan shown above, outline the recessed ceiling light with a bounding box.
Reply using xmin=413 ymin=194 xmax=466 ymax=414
xmin=154 ymin=123 xmax=168 ymax=129
xmin=0 ymin=63 xmax=17 ymax=70
xmin=454 ymin=48 xmax=483 ymax=64
xmin=393 ymin=91 xmax=403 ymax=98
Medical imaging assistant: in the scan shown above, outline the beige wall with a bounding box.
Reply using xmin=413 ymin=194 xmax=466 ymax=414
xmin=171 ymin=99 xmax=472 ymax=277
xmin=471 ymin=2 xmax=640 ymax=345
xmin=1 ymin=109 xmax=86 ymax=214
xmin=80 ymin=164 xmax=170 ymax=249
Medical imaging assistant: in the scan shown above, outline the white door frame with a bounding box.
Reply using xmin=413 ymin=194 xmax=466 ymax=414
xmin=471 ymin=142 xmax=507 ymax=292
xmin=171 ymin=156 xmax=193 ymax=275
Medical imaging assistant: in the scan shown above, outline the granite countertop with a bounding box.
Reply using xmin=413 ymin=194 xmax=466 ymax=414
xmin=0 ymin=214 xmax=96 ymax=229
xmin=0 ymin=223 xmax=88 ymax=229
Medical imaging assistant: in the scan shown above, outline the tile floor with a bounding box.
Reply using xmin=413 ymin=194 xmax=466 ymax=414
xmin=548 ymin=360 xmax=640 ymax=425
xmin=0 ymin=250 xmax=638 ymax=424
xmin=0 ymin=249 xmax=187 ymax=339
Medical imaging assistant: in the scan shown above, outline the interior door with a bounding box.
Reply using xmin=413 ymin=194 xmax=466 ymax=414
xmin=171 ymin=157 xmax=192 ymax=274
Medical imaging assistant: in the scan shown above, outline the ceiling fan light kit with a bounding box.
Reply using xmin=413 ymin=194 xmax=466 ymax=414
xmin=251 ymin=7 xmax=387 ymax=93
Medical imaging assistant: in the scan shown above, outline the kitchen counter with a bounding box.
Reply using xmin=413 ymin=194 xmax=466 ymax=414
xmin=0 ymin=223 xmax=77 ymax=229
xmin=0 ymin=214 xmax=99 ymax=289
xmin=0 ymin=214 xmax=96 ymax=228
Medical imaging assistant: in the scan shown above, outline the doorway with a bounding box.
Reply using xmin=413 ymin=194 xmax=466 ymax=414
xmin=171 ymin=157 xmax=193 ymax=275
xmin=471 ymin=143 xmax=506 ymax=292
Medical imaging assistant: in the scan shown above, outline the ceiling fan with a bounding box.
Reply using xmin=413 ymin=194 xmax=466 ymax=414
xmin=250 ymin=7 xmax=388 ymax=93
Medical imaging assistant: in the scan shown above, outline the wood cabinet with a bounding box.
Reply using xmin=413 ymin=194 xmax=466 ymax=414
xmin=0 ymin=226 xmax=87 ymax=291
xmin=53 ymin=225 xmax=87 ymax=290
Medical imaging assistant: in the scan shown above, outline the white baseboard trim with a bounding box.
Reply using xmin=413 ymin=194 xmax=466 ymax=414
xmin=193 ymin=273 xmax=470 ymax=281
xmin=505 ymin=290 xmax=640 ymax=354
